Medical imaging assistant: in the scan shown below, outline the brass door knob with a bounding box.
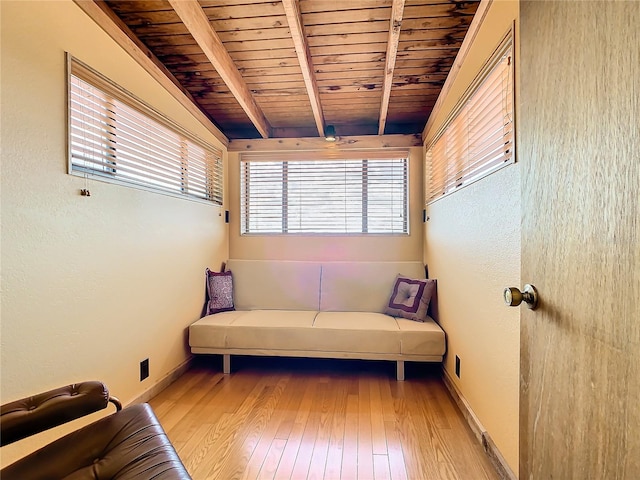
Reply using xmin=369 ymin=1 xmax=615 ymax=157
xmin=504 ymin=284 xmax=538 ymax=310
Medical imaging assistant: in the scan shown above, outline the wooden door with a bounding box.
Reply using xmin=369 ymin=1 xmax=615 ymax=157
xmin=518 ymin=1 xmax=639 ymax=479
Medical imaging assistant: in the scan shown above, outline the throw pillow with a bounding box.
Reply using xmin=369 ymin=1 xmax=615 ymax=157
xmin=205 ymin=269 xmax=234 ymax=315
xmin=384 ymin=275 xmax=436 ymax=322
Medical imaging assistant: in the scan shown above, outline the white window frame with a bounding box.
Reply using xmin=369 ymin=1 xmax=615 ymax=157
xmin=425 ymin=30 xmax=515 ymax=204
xmin=240 ymin=151 xmax=410 ymax=235
xmin=67 ymin=54 xmax=223 ymax=205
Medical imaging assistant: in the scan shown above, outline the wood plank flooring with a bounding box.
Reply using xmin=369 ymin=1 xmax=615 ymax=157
xmin=150 ymin=357 xmax=499 ymax=480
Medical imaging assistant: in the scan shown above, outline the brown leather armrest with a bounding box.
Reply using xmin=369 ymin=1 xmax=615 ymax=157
xmin=0 ymin=381 xmax=110 ymax=446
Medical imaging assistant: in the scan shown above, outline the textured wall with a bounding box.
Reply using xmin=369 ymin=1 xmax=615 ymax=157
xmin=228 ymin=147 xmax=425 ymax=262
xmin=423 ymin=0 xmax=521 ymax=474
xmin=0 ymin=0 xmax=228 ymax=464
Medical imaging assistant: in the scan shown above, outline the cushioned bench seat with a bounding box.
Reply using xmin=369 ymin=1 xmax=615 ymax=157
xmin=190 ymin=310 xmax=445 ymax=358
xmin=190 ymin=260 xmax=447 ymax=380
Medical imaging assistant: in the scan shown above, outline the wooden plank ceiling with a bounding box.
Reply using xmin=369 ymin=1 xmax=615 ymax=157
xmin=101 ymin=0 xmax=480 ymax=140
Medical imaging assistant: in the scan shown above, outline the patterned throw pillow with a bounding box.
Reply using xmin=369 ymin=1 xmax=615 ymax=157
xmin=384 ymin=275 xmax=436 ymax=322
xmin=206 ymin=269 xmax=234 ymax=315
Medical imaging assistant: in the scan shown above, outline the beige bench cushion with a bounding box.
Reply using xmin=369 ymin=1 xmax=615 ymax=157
xmin=319 ymin=261 xmax=426 ymax=312
xmin=396 ymin=318 xmax=446 ymax=356
xmin=189 ymin=310 xmax=247 ymax=348
xmin=311 ymin=312 xmax=400 ymax=354
xmin=190 ymin=310 xmax=446 ymax=358
xmin=190 ymin=310 xmax=317 ymax=350
xmin=226 ymin=260 xmax=322 ymax=311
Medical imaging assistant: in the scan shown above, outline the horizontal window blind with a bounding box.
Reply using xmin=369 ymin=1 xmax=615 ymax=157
xmin=241 ymin=156 xmax=408 ymax=234
xmin=425 ymin=33 xmax=514 ymax=203
xmin=68 ymin=56 xmax=223 ymax=204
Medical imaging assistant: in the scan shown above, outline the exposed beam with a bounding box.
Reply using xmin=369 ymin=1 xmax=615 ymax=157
xmin=72 ymin=0 xmax=228 ymax=147
xmin=378 ymin=0 xmax=406 ymax=136
xmin=228 ymin=134 xmax=422 ymax=152
xmin=168 ymin=0 xmax=272 ymax=139
xmin=282 ymin=0 xmax=326 ymax=137
xmin=421 ymin=0 xmax=493 ymax=143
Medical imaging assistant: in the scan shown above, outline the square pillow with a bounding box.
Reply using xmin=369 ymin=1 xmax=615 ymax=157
xmin=384 ymin=275 xmax=436 ymax=322
xmin=205 ymin=269 xmax=234 ymax=315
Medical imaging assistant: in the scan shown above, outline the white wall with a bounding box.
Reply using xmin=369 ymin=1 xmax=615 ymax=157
xmin=0 ymin=0 xmax=228 ymax=464
xmin=423 ymin=0 xmax=520 ymax=474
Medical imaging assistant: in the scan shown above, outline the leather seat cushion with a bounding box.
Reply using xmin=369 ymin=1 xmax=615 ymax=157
xmin=1 ymin=403 xmax=190 ymax=480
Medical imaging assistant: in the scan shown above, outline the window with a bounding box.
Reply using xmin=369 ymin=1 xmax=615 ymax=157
xmin=425 ymin=32 xmax=514 ymax=203
xmin=68 ymin=55 xmax=223 ymax=204
xmin=241 ymin=153 xmax=408 ymax=234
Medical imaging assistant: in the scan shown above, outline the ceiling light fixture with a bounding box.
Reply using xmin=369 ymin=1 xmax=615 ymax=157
xmin=324 ymin=125 xmax=336 ymax=142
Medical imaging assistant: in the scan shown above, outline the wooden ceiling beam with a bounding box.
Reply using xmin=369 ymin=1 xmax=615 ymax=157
xmin=168 ymin=0 xmax=272 ymax=139
xmin=282 ymin=0 xmax=326 ymax=137
xmin=228 ymin=134 xmax=422 ymax=152
xmin=72 ymin=0 xmax=228 ymax=147
xmin=378 ymin=0 xmax=406 ymax=135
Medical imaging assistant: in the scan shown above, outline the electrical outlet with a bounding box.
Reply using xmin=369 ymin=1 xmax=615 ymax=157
xmin=140 ymin=358 xmax=149 ymax=381
xmin=455 ymin=355 xmax=461 ymax=378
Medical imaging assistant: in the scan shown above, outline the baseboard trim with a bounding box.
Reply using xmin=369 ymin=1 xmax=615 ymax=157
xmin=442 ymin=368 xmax=517 ymax=480
xmin=128 ymin=356 xmax=193 ymax=406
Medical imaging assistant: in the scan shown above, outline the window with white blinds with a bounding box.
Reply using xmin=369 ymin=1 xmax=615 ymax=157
xmin=241 ymin=154 xmax=408 ymax=234
xmin=425 ymin=33 xmax=514 ymax=203
xmin=68 ymin=56 xmax=223 ymax=204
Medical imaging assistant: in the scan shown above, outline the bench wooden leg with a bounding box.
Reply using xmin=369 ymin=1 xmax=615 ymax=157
xmin=223 ymin=354 xmax=231 ymax=374
xmin=396 ymin=360 xmax=405 ymax=381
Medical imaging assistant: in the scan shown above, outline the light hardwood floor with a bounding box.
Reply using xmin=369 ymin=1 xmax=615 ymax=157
xmin=150 ymin=357 xmax=499 ymax=480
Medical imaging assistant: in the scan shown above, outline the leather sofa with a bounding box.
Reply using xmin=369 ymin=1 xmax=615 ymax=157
xmin=1 ymin=381 xmax=190 ymax=479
